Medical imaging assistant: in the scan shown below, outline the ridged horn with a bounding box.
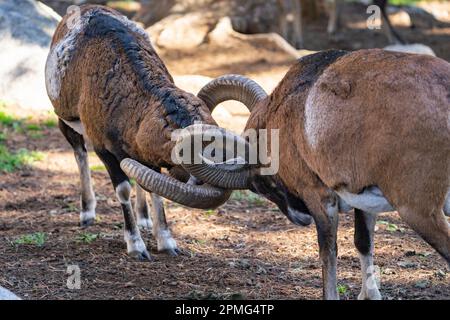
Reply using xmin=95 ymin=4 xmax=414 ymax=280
xmin=175 ymin=124 xmax=255 ymax=189
xmin=120 ymin=159 xmax=231 ymax=209
xmin=198 ymin=74 xmax=267 ymax=112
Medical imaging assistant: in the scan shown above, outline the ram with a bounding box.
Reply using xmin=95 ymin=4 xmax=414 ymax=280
xmin=45 ymin=5 xmax=230 ymax=260
xmin=164 ymin=49 xmax=450 ymax=299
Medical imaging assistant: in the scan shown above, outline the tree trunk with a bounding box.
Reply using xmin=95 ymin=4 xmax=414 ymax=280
xmin=133 ymin=0 xmax=176 ymax=27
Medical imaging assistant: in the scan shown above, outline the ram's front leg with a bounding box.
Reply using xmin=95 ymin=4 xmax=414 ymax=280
xmin=354 ymin=209 xmax=382 ymax=300
xmin=150 ymin=193 xmax=180 ymax=256
xmin=314 ymin=199 xmax=340 ymax=300
xmin=95 ymin=148 xmax=151 ymax=261
xmin=135 ymin=185 xmax=153 ymax=231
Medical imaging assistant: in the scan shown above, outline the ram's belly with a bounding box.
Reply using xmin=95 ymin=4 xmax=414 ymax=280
xmin=338 ymin=187 xmax=450 ymax=216
xmin=62 ymin=120 xmax=85 ymax=136
xmin=336 ymin=186 xmax=394 ymax=214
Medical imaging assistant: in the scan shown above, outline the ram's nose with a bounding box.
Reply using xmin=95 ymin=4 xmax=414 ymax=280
xmin=286 ymin=207 xmax=313 ymax=226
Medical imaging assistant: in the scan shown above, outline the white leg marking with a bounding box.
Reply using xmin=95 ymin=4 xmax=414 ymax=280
xmin=336 ymin=186 xmax=394 ymax=214
xmin=156 ymin=229 xmax=177 ymax=252
xmin=324 ymin=202 xmax=340 ymax=300
xmin=80 ymin=206 xmax=96 ymax=223
xmin=355 ymin=210 xmax=382 ymax=300
xmin=116 ymin=181 xmax=132 ymax=204
xmin=137 ymin=216 xmax=153 ymax=231
xmin=124 ymin=230 xmax=147 ymax=254
xmin=150 ymin=194 xmax=178 ymax=252
xmin=116 ymin=182 xmax=150 ymax=259
xmin=358 ymin=253 xmax=382 ymax=300
xmin=74 ymin=146 xmax=96 ymax=225
xmin=135 ymin=185 xmax=153 ymax=231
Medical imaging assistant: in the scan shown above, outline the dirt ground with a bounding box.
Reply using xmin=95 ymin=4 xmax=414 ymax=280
xmin=0 ymin=1 xmax=449 ymax=300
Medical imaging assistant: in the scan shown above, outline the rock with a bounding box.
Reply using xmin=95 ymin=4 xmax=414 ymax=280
xmin=0 ymin=0 xmax=61 ymax=110
xmin=148 ymin=12 xmax=216 ymax=50
xmin=0 ymin=286 xmax=21 ymax=300
xmin=389 ymin=10 xmax=413 ymax=28
xmin=209 ymin=17 xmax=311 ymax=60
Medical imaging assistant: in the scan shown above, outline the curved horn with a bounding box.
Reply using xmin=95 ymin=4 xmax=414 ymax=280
xmin=175 ymin=124 xmax=255 ymax=189
xmin=121 ymin=159 xmax=231 ymax=209
xmin=198 ymin=74 xmax=267 ymax=112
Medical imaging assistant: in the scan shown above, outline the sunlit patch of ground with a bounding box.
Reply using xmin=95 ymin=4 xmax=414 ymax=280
xmin=0 ymin=123 xmax=448 ymax=300
xmin=1 ymin=0 xmax=449 ymax=299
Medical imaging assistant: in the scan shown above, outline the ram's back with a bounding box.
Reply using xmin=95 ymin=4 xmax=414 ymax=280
xmin=45 ymin=5 xmax=171 ymax=123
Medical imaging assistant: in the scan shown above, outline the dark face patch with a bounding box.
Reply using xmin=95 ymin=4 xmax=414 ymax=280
xmin=250 ymin=175 xmax=312 ymax=226
xmin=82 ymin=11 xmax=195 ymax=128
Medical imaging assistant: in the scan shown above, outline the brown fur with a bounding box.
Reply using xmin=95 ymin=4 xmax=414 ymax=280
xmin=245 ymin=49 xmax=450 ymax=298
xmin=50 ymin=5 xmax=215 ymax=168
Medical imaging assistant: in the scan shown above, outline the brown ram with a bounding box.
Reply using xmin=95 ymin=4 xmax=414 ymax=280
xmin=174 ymin=49 xmax=450 ymax=299
xmin=45 ymin=5 xmax=230 ymax=260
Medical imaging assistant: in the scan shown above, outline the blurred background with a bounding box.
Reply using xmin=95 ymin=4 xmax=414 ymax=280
xmin=0 ymin=0 xmax=449 ymax=300
xmin=1 ymin=0 xmax=449 ymax=127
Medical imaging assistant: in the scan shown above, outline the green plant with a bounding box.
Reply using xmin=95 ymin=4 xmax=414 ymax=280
xmin=337 ymin=284 xmax=348 ymax=295
xmin=204 ymin=209 xmax=215 ymax=217
xmin=0 ymin=146 xmax=44 ymax=172
xmin=0 ymin=110 xmax=16 ymax=126
xmin=90 ymin=164 xmax=106 ymax=172
xmin=0 ymin=104 xmax=24 ymax=131
xmin=231 ymin=190 xmax=266 ymax=206
xmin=43 ymin=118 xmax=58 ymax=128
xmin=377 ymin=220 xmax=404 ymax=232
xmin=65 ymin=203 xmax=78 ymax=213
xmin=14 ymin=232 xmax=47 ymax=247
xmin=389 ymin=0 xmax=420 ymax=5
xmin=28 ymin=132 xmax=44 ymax=139
xmin=76 ymin=232 xmax=99 ymax=244
xmin=193 ymin=239 xmax=207 ymax=246
xmin=25 ymin=123 xmax=42 ymax=131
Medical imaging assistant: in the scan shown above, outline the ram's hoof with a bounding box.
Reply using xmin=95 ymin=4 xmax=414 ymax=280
xmin=80 ymin=218 xmax=95 ymax=228
xmin=129 ymin=249 xmax=153 ymax=262
xmin=161 ymin=247 xmax=182 ymax=257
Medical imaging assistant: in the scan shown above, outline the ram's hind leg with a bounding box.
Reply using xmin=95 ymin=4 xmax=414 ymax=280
xmin=58 ymin=119 xmax=97 ymax=227
xmin=397 ymin=205 xmax=450 ymax=266
xmin=354 ymin=209 xmax=382 ymax=300
xmin=149 ymin=193 xmax=179 ymax=256
xmin=384 ymin=176 xmax=450 ymax=266
xmin=95 ymin=148 xmax=151 ymax=261
xmin=135 ymin=185 xmax=153 ymax=230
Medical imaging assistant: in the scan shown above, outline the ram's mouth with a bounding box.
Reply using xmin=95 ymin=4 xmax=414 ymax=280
xmin=286 ymin=207 xmax=313 ymax=226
